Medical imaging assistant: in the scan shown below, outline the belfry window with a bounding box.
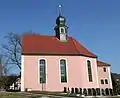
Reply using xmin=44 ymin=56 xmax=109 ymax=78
xmin=61 ymin=28 xmax=64 ymax=33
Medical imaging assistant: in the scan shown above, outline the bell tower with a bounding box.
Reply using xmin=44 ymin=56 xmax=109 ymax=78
xmin=54 ymin=5 xmax=68 ymax=41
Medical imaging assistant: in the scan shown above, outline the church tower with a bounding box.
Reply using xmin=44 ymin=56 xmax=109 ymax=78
xmin=54 ymin=5 xmax=68 ymax=41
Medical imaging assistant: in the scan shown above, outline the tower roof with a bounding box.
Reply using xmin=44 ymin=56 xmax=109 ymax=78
xmin=56 ymin=15 xmax=66 ymax=25
xmin=56 ymin=5 xmax=66 ymax=25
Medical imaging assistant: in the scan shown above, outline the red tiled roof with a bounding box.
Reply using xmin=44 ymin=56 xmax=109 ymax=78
xmin=22 ymin=34 xmax=97 ymax=58
xmin=97 ymin=61 xmax=110 ymax=66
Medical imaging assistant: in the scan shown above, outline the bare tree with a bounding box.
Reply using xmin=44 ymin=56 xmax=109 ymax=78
xmin=1 ymin=32 xmax=21 ymax=71
xmin=0 ymin=32 xmax=21 ymax=90
xmin=0 ymin=55 xmax=19 ymax=90
xmin=0 ymin=56 xmax=7 ymax=90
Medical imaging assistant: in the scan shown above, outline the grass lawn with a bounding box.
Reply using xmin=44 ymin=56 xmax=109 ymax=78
xmin=0 ymin=92 xmax=77 ymax=98
xmin=0 ymin=92 xmax=41 ymax=98
xmin=1 ymin=92 xmax=120 ymax=98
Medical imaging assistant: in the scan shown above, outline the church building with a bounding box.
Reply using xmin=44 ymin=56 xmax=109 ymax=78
xmin=21 ymin=11 xmax=112 ymax=94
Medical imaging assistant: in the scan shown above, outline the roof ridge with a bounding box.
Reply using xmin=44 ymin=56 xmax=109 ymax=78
xmin=22 ymin=33 xmax=54 ymax=37
xmin=22 ymin=35 xmax=97 ymax=58
xmin=70 ymin=37 xmax=80 ymax=54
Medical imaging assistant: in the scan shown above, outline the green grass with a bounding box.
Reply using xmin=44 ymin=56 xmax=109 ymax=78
xmin=0 ymin=92 xmax=76 ymax=98
xmin=0 ymin=93 xmax=24 ymax=98
xmin=0 ymin=92 xmax=39 ymax=98
xmin=0 ymin=92 xmax=120 ymax=98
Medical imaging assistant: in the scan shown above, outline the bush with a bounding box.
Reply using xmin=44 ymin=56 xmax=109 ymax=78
xmin=83 ymin=88 xmax=87 ymax=96
xmin=109 ymin=88 xmax=113 ymax=96
xmin=71 ymin=88 xmax=74 ymax=94
xmin=75 ymin=88 xmax=78 ymax=94
xmin=105 ymin=88 xmax=109 ymax=96
xmin=96 ymin=88 xmax=100 ymax=96
xmin=101 ymin=89 xmax=105 ymax=96
xmin=79 ymin=88 xmax=82 ymax=95
xmin=88 ymin=88 xmax=92 ymax=96
xmin=63 ymin=87 xmax=67 ymax=93
xmin=25 ymin=88 xmax=28 ymax=92
xmin=92 ymin=88 xmax=96 ymax=96
xmin=113 ymin=88 xmax=118 ymax=95
xmin=67 ymin=87 xmax=70 ymax=93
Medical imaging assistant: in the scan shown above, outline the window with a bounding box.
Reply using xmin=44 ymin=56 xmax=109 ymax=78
xmin=61 ymin=28 xmax=64 ymax=33
xmin=39 ymin=59 xmax=46 ymax=83
xmin=87 ymin=60 xmax=93 ymax=82
xmin=103 ymin=67 xmax=106 ymax=72
xmin=101 ymin=79 xmax=104 ymax=84
xmin=105 ymin=79 xmax=108 ymax=84
xmin=60 ymin=59 xmax=67 ymax=83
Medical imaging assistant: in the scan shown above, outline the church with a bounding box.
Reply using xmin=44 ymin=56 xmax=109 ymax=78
xmin=21 ymin=11 xmax=112 ymax=94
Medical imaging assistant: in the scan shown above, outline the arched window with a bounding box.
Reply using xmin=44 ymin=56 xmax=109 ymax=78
xmin=60 ymin=28 xmax=65 ymax=33
xmin=103 ymin=67 xmax=106 ymax=72
xmin=60 ymin=59 xmax=67 ymax=83
xmin=87 ymin=60 xmax=93 ymax=82
xmin=101 ymin=79 xmax=104 ymax=84
xmin=105 ymin=79 xmax=108 ymax=84
xmin=39 ymin=59 xmax=46 ymax=83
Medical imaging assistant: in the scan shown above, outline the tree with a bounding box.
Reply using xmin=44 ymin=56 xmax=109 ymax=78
xmin=111 ymin=73 xmax=118 ymax=95
xmin=0 ymin=32 xmax=21 ymax=90
xmin=1 ymin=32 xmax=21 ymax=71
xmin=0 ymin=56 xmax=18 ymax=90
xmin=0 ymin=56 xmax=8 ymax=90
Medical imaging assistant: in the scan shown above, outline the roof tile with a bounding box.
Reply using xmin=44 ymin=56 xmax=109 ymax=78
xmin=22 ymin=34 xmax=97 ymax=58
xmin=97 ymin=61 xmax=110 ymax=66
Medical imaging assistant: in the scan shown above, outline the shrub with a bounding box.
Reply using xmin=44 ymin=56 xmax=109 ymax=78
xmin=113 ymin=88 xmax=117 ymax=95
xmin=71 ymin=88 xmax=74 ymax=94
xmin=109 ymin=88 xmax=113 ymax=96
xmin=101 ymin=89 xmax=105 ymax=96
xmin=75 ymin=88 xmax=78 ymax=94
xmin=92 ymin=88 xmax=96 ymax=96
xmin=105 ymin=88 xmax=109 ymax=96
xmin=88 ymin=88 xmax=92 ymax=96
xmin=79 ymin=88 xmax=82 ymax=95
xmin=67 ymin=87 xmax=70 ymax=93
xmin=83 ymin=88 xmax=87 ymax=96
xmin=96 ymin=88 xmax=100 ymax=96
xmin=63 ymin=87 xmax=67 ymax=93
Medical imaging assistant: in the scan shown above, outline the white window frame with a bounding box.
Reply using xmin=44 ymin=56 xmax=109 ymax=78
xmin=59 ymin=58 xmax=68 ymax=83
xmin=38 ymin=58 xmax=47 ymax=84
xmin=87 ymin=60 xmax=93 ymax=82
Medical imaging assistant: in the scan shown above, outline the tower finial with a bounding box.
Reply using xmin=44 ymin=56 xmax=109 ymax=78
xmin=58 ymin=5 xmax=62 ymax=16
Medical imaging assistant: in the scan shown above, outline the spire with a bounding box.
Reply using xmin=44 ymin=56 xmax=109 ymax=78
xmin=58 ymin=5 xmax=62 ymax=16
xmin=54 ymin=5 xmax=68 ymax=42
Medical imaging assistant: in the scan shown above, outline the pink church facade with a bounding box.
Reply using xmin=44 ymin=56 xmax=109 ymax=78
xmin=21 ymin=55 xmax=112 ymax=92
xmin=21 ymin=15 xmax=112 ymax=93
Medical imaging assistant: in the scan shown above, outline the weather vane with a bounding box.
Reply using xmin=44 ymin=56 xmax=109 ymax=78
xmin=58 ymin=5 xmax=62 ymax=16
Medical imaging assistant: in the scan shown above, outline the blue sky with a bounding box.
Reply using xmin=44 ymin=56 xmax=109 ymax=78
xmin=0 ymin=0 xmax=120 ymax=74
